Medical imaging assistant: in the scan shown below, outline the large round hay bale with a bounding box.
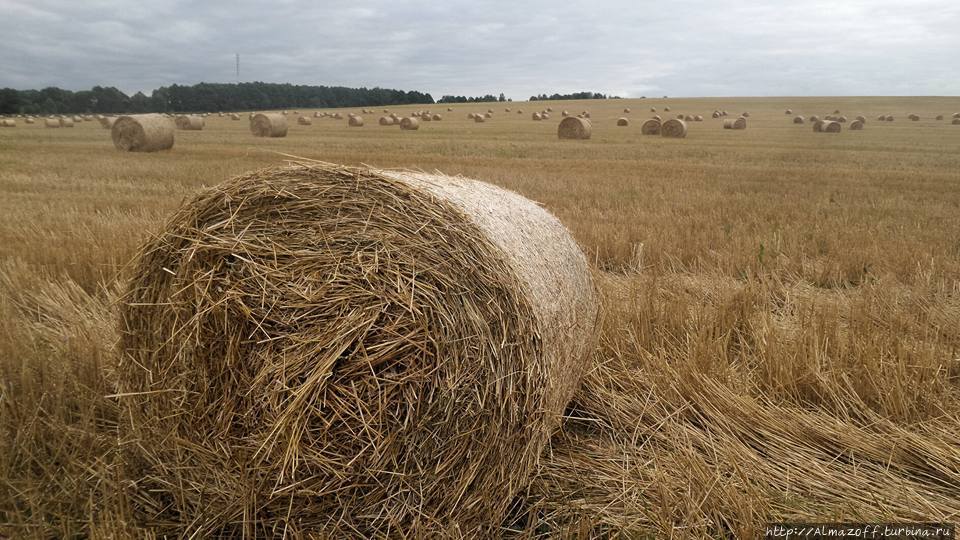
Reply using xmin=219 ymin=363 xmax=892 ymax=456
xmin=348 ymin=115 xmax=364 ymax=127
xmin=815 ymin=120 xmax=841 ymax=132
xmin=684 ymin=114 xmax=695 ymax=122
xmin=474 ymin=114 xmax=486 ymax=123
xmin=333 ymin=113 xmax=344 ymax=120
xmin=250 ymin=113 xmax=288 ymax=138
xmin=723 ymin=117 xmax=747 ymax=130
xmin=557 ymin=116 xmax=591 ymax=139
xmin=431 ymin=113 xmax=442 ymax=121
xmin=175 ymin=115 xmax=204 ymax=130
xmin=793 ymin=116 xmax=805 ymax=124
xmin=616 ymin=117 xmax=629 ymax=126
xmin=379 ymin=116 xmax=395 ymax=126
xmin=532 ymin=112 xmax=542 ymax=121
xmin=651 ymin=107 xmax=657 ymax=112
xmin=116 ymin=162 xmax=598 ymax=537
xmin=421 ymin=114 xmax=433 ymax=122
xmin=712 ymin=111 xmax=721 ymax=118
xmin=953 ymin=118 xmax=960 ymax=125
xmin=785 ymin=109 xmax=793 ymax=114
xmin=661 ymin=118 xmax=687 ymax=138
xmin=809 ymin=115 xmax=821 ymax=123
xmin=849 ymin=119 xmax=864 ymax=130
xmin=447 ymin=107 xmax=453 ymax=112
xmin=624 ymin=108 xmax=631 ymax=113
xmin=24 ymin=117 xmax=35 ymax=124
xmin=640 ymin=118 xmax=661 ymax=135
xmin=561 ymin=110 xmax=569 ymax=117
xmin=742 ymin=112 xmax=750 ymax=117
xmin=0 ymin=119 xmax=15 ymax=127
xmin=400 ymin=117 xmax=419 ymax=130
xmin=45 ymin=118 xmax=60 ymax=128
xmin=60 ymin=118 xmax=74 ymax=127
xmin=298 ymin=116 xmax=312 ymax=126
xmin=111 ymin=114 xmax=175 ymax=152
xmin=837 ymin=116 xmax=847 ymax=123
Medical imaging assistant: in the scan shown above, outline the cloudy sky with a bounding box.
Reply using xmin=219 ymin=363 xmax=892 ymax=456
xmin=1 ymin=0 xmax=958 ymax=98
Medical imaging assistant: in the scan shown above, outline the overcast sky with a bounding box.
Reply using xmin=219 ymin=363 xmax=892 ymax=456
xmin=1 ymin=0 xmax=958 ymax=98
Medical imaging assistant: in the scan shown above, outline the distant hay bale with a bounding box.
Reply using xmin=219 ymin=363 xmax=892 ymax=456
xmin=111 ymin=114 xmax=175 ymax=152
xmin=712 ymin=111 xmax=721 ymax=118
xmin=652 ymin=114 xmax=662 ymax=121
xmin=953 ymin=112 xmax=960 ymax=118
xmin=0 ymin=119 xmax=15 ymax=127
xmin=468 ymin=113 xmax=477 ymax=120
xmin=546 ymin=107 xmax=553 ymax=112
xmin=99 ymin=116 xmax=116 ymax=129
xmin=837 ymin=116 xmax=847 ymax=123
xmin=314 ymin=112 xmax=322 ymax=118
xmin=298 ymin=116 xmax=312 ymax=126
xmin=723 ymin=117 xmax=747 ymax=130
xmin=953 ymin=118 xmax=960 ymax=125
xmin=664 ymin=106 xmax=671 ymax=112
xmin=557 ymin=117 xmax=591 ymax=139
xmin=694 ymin=115 xmax=703 ymax=122
xmin=809 ymin=115 xmax=821 ymax=123
xmin=684 ymin=115 xmax=694 ymax=121
xmin=562 ymin=110 xmax=569 ymax=117
xmin=487 ymin=108 xmax=494 ymax=114
xmin=505 ymin=108 xmax=511 ymax=112
xmin=661 ymin=118 xmax=687 ymax=138
xmin=583 ymin=112 xmax=591 ymax=118
xmin=886 ymin=115 xmax=894 ymax=122
xmin=833 ymin=109 xmax=840 ymax=114
xmin=814 ymin=120 xmax=841 ymax=133
xmin=45 ymin=118 xmax=60 ymax=128
xmin=532 ymin=112 xmax=542 ymax=121
xmin=250 ymin=113 xmax=288 ymax=138
xmin=431 ymin=114 xmax=442 ymax=121
xmin=785 ymin=109 xmax=793 ymax=114
xmin=175 ymin=115 xmax=204 ymax=130
xmin=474 ymin=115 xmax=486 ymax=123
xmin=741 ymin=112 xmax=750 ymax=117
xmin=400 ymin=117 xmax=419 ymax=130
xmin=517 ymin=109 xmax=523 ymax=114
xmin=936 ymin=115 xmax=943 ymax=120
xmin=650 ymin=107 xmax=657 ymax=112
xmin=908 ymin=114 xmax=920 ymax=121
xmin=24 ymin=117 xmax=35 ymax=124
xmin=334 ymin=113 xmax=344 ymax=120
xmin=421 ymin=114 xmax=433 ymax=122
xmin=218 ymin=112 xmax=224 ymax=117
xmin=116 ymin=161 xmax=598 ymax=538
xmin=383 ymin=109 xmax=389 ymax=113
xmin=877 ymin=115 xmax=886 ymax=121
xmin=541 ymin=113 xmax=550 ymax=120
xmin=849 ymin=119 xmax=864 ymax=130
xmin=855 ymin=115 xmax=866 ymax=123
xmin=484 ymin=112 xmax=493 ymax=118
xmin=676 ymin=114 xmax=685 ymax=119
xmin=60 ymin=118 xmax=74 ymax=128
xmin=447 ymin=107 xmax=453 ymax=112
xmin=616 ymin=117 xmax=629 ymax=126
xmin=231 ymin=114 xmax=241 ymax=120
xmin=282 ymin=110 xmax=289 ymax=115
xmin=640 ymin=118 xmax=661 ymax=135
xmin=379 ymin=116 xmax=395 ymax=126
xmin=348 ymin=116 xmax=364 ymax=127
xmin=793 ymin=116 xmax=805 ymax=124
xmin=624 ymin=108 xmax=631 ymax=113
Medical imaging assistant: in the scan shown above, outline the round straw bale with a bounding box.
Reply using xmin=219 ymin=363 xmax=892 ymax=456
xmin=250 ymin=113 xmax=288 ymax=137
xmin=379 ymin=116 xmax=395 ymax=126
xmin=664 ymin=106 xmax=671 ymax=112
xmin=421 ymin=114 xmax=433 ymax=122
xmin=25 ymin=117 xmax=35 ymax=124
xmin=793 ymin=116 xmax=805 ymax=124
xmin=298 ymin=116 xmax=312 ymax=126
xmin=348 ymin=115 xmax=364 ymax=127
xmin=557 ymin=117 xmax=591 ymax=139
xmin=650 ymin=107 xmax=657 ymax=112
xmin=886 ymin=115 xmax=894 ymax=122
xmin=741 ymin=112 xmax=750 ymax=117
xmin=855 ymin=115 xmax=866 ymax=123
xmin=111 ymin=114 xmax=175 ymax=152
xmin=175 ymin=115 xmax=204 ymax=130
xmin=640 ymin=118 xmax=661 ymax=135
xmin=484 ymin=112 xmax=493 ymax=118
xmin=282 ymin=110 xmax=289 ymax=115
xmin=953 ymin=118 xmax=960 ymax=125
xmin=694 ymin=115 xmax=703 ymax=122
xmin=877 ymin=115 xmax=886 ymax=121
xmin=60 ymin=118 xmax=74 ymax=128
xmin=474 ymin=114 xmax=486 ymax=123
xmin=676 ymin=114 xmax=685 ymax=119
xmin=809 ymin=115 xmax=820 ymax=123
xmin=546 ymin=107 xmax=553 ymax=112
xmin=541 ymin=113 xmax=550 ymax=119
xmin=532 ymin=112 xmax=542 ymax=121
xmin=517 ymin=109 xmax=523 ymax=114
xmin=99 ymin=116 xmax=117 ymax=129
xmin=431 ymin=114 xmax=442 ymax=121
xmin=400 ymin=117 xmax=419 ymax=130
xmin=849 ymin=119 xmax=864 ymax=130
xmin=712 ymin=111 xmax=721 ymax=118
xmin=684 ymin=115 xmax=694 ymax=121
xmin=616 ymin=117 xmax=629 ymax=126
xmin=723 ymin=117 xmax=747 ymax=130
xmin=583 ymin=112 xmax=591 ymax=118
xmin=231 ymin=114 xmax=241 ymax=120
xmin=785 ymin=109 xmax=793 ymax=114
xmin=909 ymin=114 xmax=920 ymax=121
xmin=45 ymin=118 xmax=60 ymax=128
xmin=661 ymin=118 xmax=687 ymax=138
xmin=116 ymin=161 xmax=598 ymax=537
xmin=837 ymin=116 xmax=847 ymax=123
xmin=334 ymin=113 xmax=343 ymax=120
xmin=562 ymin=110 xmax=569 ymax=117
xmin=623 ymin=108 xmax=631 ymax=113
xmin=935 ymin=115 xmax=943 ymax=120
xmin=447 ymin=107 xmax=453 ymax=111
xmin=833 ymin=109 xmax=841 ymax=114
xmin=0 ymin=119 xmax=15 ymax=127
xmin=822 ymin=120 xmax=841 ymax=132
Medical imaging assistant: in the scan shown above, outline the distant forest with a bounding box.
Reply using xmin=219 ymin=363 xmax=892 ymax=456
xmin=0 ymin=83 xmax=618 ymax=115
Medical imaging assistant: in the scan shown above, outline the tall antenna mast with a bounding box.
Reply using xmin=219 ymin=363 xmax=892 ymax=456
xmin=236 ymin=53 xmax=240 ymax=82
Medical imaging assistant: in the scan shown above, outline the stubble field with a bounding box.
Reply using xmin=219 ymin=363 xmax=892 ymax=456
xmin=2 ymin=96 xmax=959 ymax=537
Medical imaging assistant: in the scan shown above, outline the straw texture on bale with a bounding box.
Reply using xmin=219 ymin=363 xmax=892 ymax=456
xmin=794 ymin=116 xmax=805 ymax=124
xmin=298 ymin=116 xmax=312 ymax=126
xmin=111 ymin=114 xmax=175 ymax=152
xmin=379 ymin=116 xmax=395 ymax=126
xmin=431 ymin=114 xmax=442 ymax=121
xmin=694 ymin=115 xmax=703 ymax=122
xmin=641 ymin=119 xmax=661 ymax=135
xmin=116 ymin=161 xmax=598 ymax=538
xmin=723 ymin=117 xmax=747 ymax=130
xmin=24 ymin=117 xmax=35 ymax=124
xmin=850 ymin=119 xmax=864 ymax=130
xmin=60 ymin=118 xmax=74 ymax=127
xmin=0 ymin=119 xmax=15 ymax=127
xmin=557 ymin=117 xmax=591 ymax=140
xmin=616 ymin=117 xmax=629 ymax=126
xmin=175 ymin=115 xmax=204 ymax=130
xmin=45 ymin=118 xmax=60 ymax=128
xmin=532 ymin=112 xmax=542 ymax=121
xmin=661 ymin=118 xmax=688 ymax=138
xmin=250 ymin=113 xmax=288 ymax=138
xmin=712 ymin=111 xmax=721 ymax=118
xmin=348 ymin=115 xmax=364 ymax=127
xmin=421 ymin=114 xmax=433 ymax=122
xmin=400 ymin=117 xmax=419 ymax=130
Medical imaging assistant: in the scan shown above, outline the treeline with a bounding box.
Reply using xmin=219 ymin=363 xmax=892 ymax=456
xmin=0 ymin=82 xmax=435 ymax=115
xmin=437 ymin=93 xmax=510 ymax=103
xmin=529 ymin=91 xmax=616 ymax=101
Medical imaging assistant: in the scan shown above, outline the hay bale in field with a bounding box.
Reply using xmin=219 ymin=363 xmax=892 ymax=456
xmin=886 ymin=115 xmax=894 ymax=122
xmin=785 ymin=109 xmax=793 ymax=114
xmin=379 ymin=116 xmax=395 ymax=126
xmin=517 ymin=109 xmax=523 ymax=114
xmin=809 ymin=115 xmax=820 ymax=123
xmin=561 ymin=110 xmax=569 ymax=117
xmin=505 ymin=108 xmax=511 ymax=112
xmin=474 ymin=114 xmax=486 ymax=123
xmin=712 ymin=111 xmax=721 ymax=118
xmin=485 ymin=112 xmax=493 ymax=118
xmin=45 ymin=118 xmax=60 ymax=128
xmin=664 ymin=106 xmax=671 ymax=112
xmin=99 ymin=116 xmax=116 ymax=129
xmin=175 ymin=115 xmax=204 ymax=130
xmin=468 ymin=113 xmax=476 ymax=120
xmin=532 ymin=112 xmax=542 ymax=121
xmin=111 ymin=114 xmax=175 ymax=152
xmin=546 ymin=107 xmax=553 ymax=112
xmin=282 ymin=110 xmax=289 ymax=115
xmin=640 ymin=118 xmax=661 ymax=135
xmin=936 ymin=115 xmax=943 ymax=120
xmin=583 ymin=112 xmax=591 ymax=118
xmin=742 ymin=112 xmax=750 ymax=117
xmin=837 ymin=116 xmax=847 ymax=123
xmin=333 ymin=113 xmax=343 ymax=120
xmin=447 ymin=107 xmax=453 ymax=112
xmin=616 ymin=117 xmax=629 ymax=126
xmin=400 ymin=117 xmax=419 ymax=130
xmin=297 ymin=116 xmax=312 ymax=126
xmin=116 ymin=161 xmax=598 ymax=538
xmin=421 ymin=114 xmax=433 ymax=122
xmin=557 ymin=116 xmax=591 ymax=139
xmin=650 ymin=107 xmax=657 ymax=112
xmin=909 ymin=114 xmax=920 ymax=121
xmin=877 ymin=115 xmax=886 ymax=121
xmin=250 ymin=113 xmax=288 ymax=138
xmin=24 ymin=117 xmax=35 ymax=124
xmin=0 ymin=119 xmax=15 ymax=127
xmin=684 ymin=115 xmax=694 ymax=121
xmin=850 ymin=119 xmax=864 ymax=130
xmin=793 ymin=116 xmax=805 ymax=124
xmin=814 ymin=119 xmax=841 ymax=132
xmin=60 ymin=117 xmax=74 ymax=128
xmin=833 ymin=109 xmax=841 ymax=114
xmin=676 ymin=113 xmax=685 ymax=119
xmin=855 ymin=115 xmax=866 ymax=123
xmin=953 ymin=118 xmax=960 ymax=125
xmin=952 ymin=112 xmax=960 ymax=118
xmin=431 ymin=114 xmax=442 ymax=121
xmin=541 ymin=112 xmax=551 ymax=120
xmin=624 ymin=108 xmax=631 ymax=113
xmin=694 ymin=115 xmax=703 ymax=122
xmin=348 ymin=115 xmax=364 ymax=127
xmin=314 ymin=112 xmax=322 ymax=118
xmin=723 ymin=117 xmax=747 ymax=130
xmin=231 ymin=114 xmax=241 ymax=120
xmin=661 ymin=118 xmax=687 ymax=138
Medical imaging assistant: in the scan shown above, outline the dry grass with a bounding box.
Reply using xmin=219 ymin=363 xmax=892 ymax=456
xmin=2 ymin=96 xmax=960 ymax=538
